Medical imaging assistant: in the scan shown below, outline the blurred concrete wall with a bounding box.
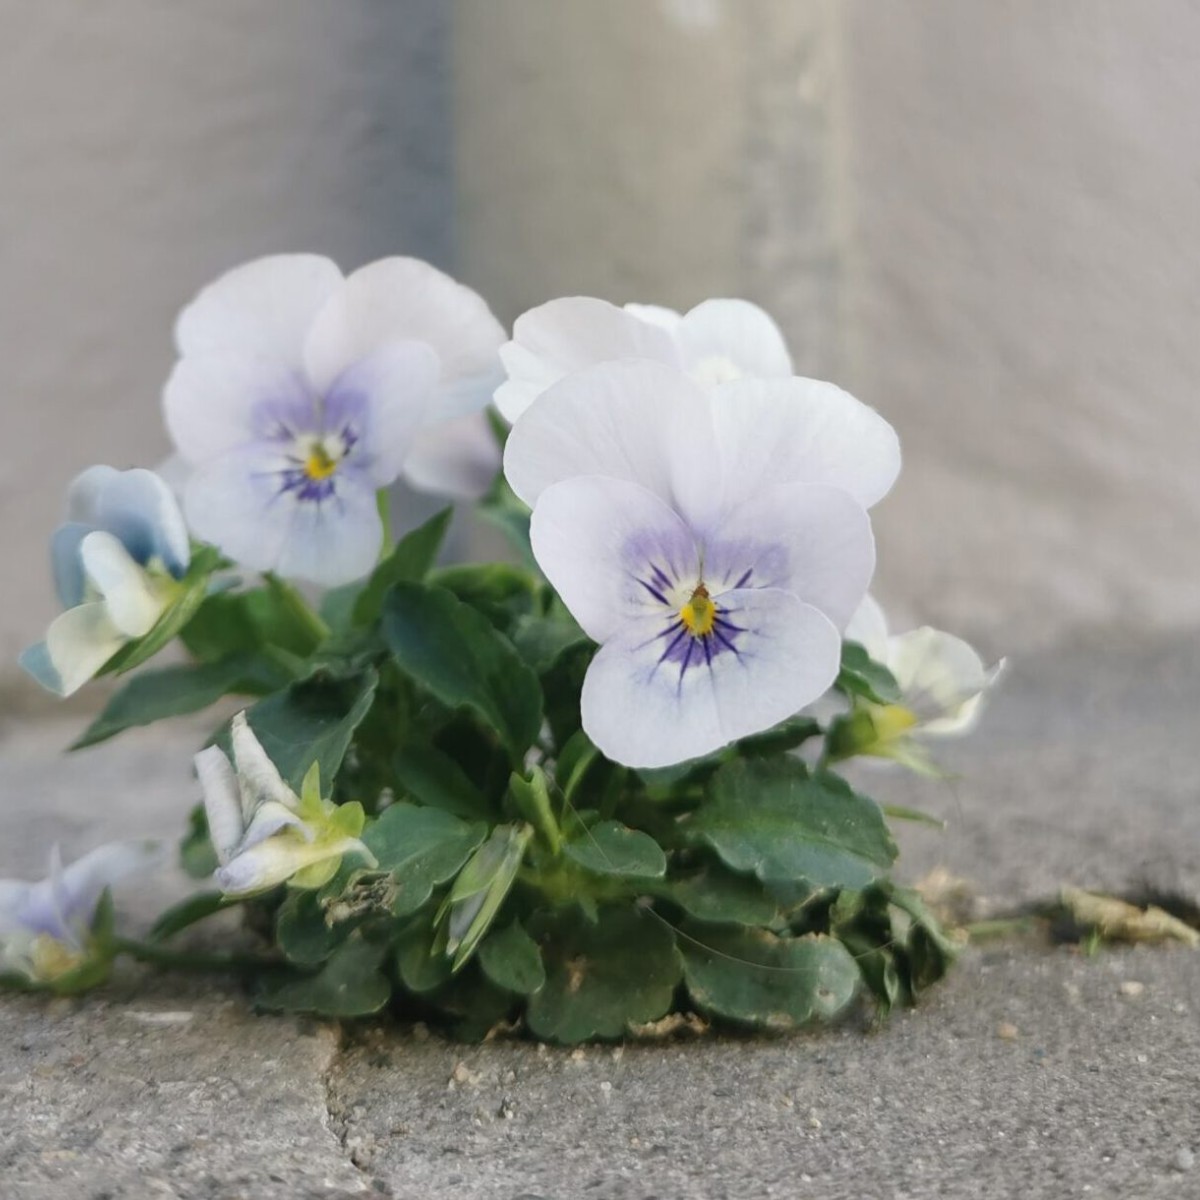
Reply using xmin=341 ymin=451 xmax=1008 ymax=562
xmin=0 ymin=1 xmax=453 ymax=699
xmin=4 ymin=1 xmax=1199 ymax=701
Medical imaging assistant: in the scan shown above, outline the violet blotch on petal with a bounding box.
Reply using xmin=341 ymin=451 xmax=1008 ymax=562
xmin=505 ymin=360 xmax=895 ymax=768
xmin=20 ymin=466 xmax=191 ymax=696
xmin=196 ymin=712 xmax=375 ymax=897
xmin=0 ymin=841 xmax=163 ymax=986
xmin=494 ymin=294 xmax=793 ymax=423
xmin=164 ymin=254 xmax=505 ymax=586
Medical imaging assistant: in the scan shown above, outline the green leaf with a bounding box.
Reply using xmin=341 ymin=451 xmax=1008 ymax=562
xmin=887 ymin=885 xmax=960 ymax=992
xmin=363 ymin=803 xmax=487 ymax=918
xmin=350 ymin=507 xmax=453 ymax=627
xmin=836 ymin=640 xmax=902 ymax=705
xmin=563 ymin=821 xmax=667 ymax=879
xmin=180 ymin=591 xmax=260 ymax=662
xmin=256 ymin=936 xmax=391 ymax=1017
xmin=507 ymin=767 xmax=561 ymax=853
xmin=276 ymin=889 xmax=344 ymax=965
xmin=239 ymin=670 xmax=378 ymax=795
xmin=881 ymin=802 xmax=947 ymax=829
xmin=662 ymin=864 xmax=782 ymax=927
xmin=437 ymin=823 xmax=531 ymax=969
xmin=428 ymin=563 xmax=537 ymax=633
xmin=101 ymin=546 xmax=222 ymax=675
xmin=393 ymin=743 xmax=494 ymax=822
xmin=72 ymin=653 xmax=288 ymax=749
xmin=736 ymin=715 xmax=822 ymax=757
xmin=510 ymin=609 xmax=590 ymax=674
xmin=382 ymin=583 xmax=543 ymax=765
xmin=148 ymin=891 xmax=233 ymax=943
xmin=680 ymin=925 xmax=860 ymax=1030
xmin=525 ymin=906 xmax=681 ymax=1043
xmin=478 ymin=919 xmax=545 ymax=995
xmin=395 ymin=915 xmax=453 ymax=993
xmin=689 ymin=759 xmax=896 ymax=888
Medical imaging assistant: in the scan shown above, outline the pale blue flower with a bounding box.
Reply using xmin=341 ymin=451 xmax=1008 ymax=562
xmin=504 ymin=360 xmax=899 ymax=768
xmin=0 ymin=841 xmax=162 ymax=984
xmin=20 ymin=466 xmax=190 ymax=696
xmin=164 ymin=255 xmax=505 ymax=586
xmin=195 ymin=712 xmax=376 ymax=897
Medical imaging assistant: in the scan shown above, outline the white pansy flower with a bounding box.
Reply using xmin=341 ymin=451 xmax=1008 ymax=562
xmin=164 ymin=255 xmax=505 ymax=586
xmin=20 ymin=467 xmax=191 ymax=697
xmin=835 ymin=594 xmax=1006 ymax=768
xmin=504 ymin=360 xmax=899 ymax=768
xmin=0 ymin=841 xmax=163 ymax=984
xmin=493 ymin=295 xmax=793 ymax=423
xmin=195 ymin=712 xmax=376 ymax=897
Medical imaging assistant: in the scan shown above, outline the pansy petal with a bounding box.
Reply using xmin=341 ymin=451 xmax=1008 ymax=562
xmin=80 ymin=531 xmax=166 ymax=638
xmin=53 ymin=840 xmax=164 ymax=931
xmin=402 ymin=410 xmax=501 ymax=501
xmin=44 ymin=602 xmax=126 ymax=696
xmin=183 ymin=445 xmax=300 ymax=574
xmin=175 ymin=253 xmax=342 ymax=363
xmin=703 ymin=483 xmax=875 ymax=630
xmin=503 ymin=360 xmax=720 ymax=518
xmin=623 ymin=302 xmax=683 ymax=332
xmin=230 ymin=711 xmax=297 ymax=815
xmin=165 ymin=352 xmax=310 ymax=464
xmin=888 ymin=628 xmax=1000 ymax=734
xmin=677 ymin=298 xmax=793 ymax=382
xmin=580 ymin=587 xmax=840 ymax=768
xmin=494 ymin=297 xmax=680 ymax=422
xmin=64 ymin=465 xmax=120 ymax=523
xmin=195 ymin=745 xmax=245 ymax=865
xmin=18 ymin=642 xmax=62 ymax=694
xmin=845 ymin=594 xmax=890 ymax=662
xmin=95 ymin=468 xmax=190 ymax=576
xmin=0 ymin=882 xmax=34 ymax=937
xmin=326 ymin=341 xmax=440 ymax=485
xmin=708 ymin=376 xmax=901 ymax=511
xmin=303 ymin=257 xmax=504 ymax=420
xmin=215 ymin=835 xmax=363 ymax=897
xmin=530 ymin=475 xmax=699 ymax=643
xmin=50 ymin=523 xmax=90 ymax=608
xmin=271 ymin=475 xmax=383 ymax=586
xmin=239 ymin=800 xmax=313 ymax=852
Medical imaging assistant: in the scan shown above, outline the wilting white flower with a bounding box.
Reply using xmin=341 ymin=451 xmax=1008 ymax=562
xmin=164 ymin=254 xmax=505 ymax=586
xmin=20 ymin=467 xmax=191 ymax=697
xmin=504 ymin=360 xmax=899 ymax=768
xmin=834 ymin=594 xmax=1006 ymax=768
xmin=0 ymin=841 xmax=162 ymax=984
xmin=493 ymin=295 xmax=793 ymax=423
xmin=195 ymin=712 xmax=375 ymax=896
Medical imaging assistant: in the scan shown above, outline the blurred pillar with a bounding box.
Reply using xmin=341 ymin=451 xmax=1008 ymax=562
xmin=453 ymin=0 xmax=847 ymax=378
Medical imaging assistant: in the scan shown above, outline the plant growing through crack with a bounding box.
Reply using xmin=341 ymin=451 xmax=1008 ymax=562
xmin=6 ymin=256 xmax=1003 ymax=1042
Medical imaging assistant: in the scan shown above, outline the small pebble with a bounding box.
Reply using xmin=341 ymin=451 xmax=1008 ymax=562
xmin=1173 ymin=1148 xmax=1195 ymax=1172
xmin=997 ymin=1022 xmax=1019 ymax=1041
xmin=1118 ymin=980 xmax=1145 ymax=997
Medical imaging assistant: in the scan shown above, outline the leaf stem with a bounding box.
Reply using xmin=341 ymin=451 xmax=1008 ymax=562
xmin=112 ymin=937 xmax=275 ymax=975
xmin=376 ymin=489 xmax=393 ymax=561
xmin=263 ymin=573 xmax=331 ymax=646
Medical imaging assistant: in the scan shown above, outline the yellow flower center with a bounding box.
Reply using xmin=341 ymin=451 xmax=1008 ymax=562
xmin=30 ymin=935 xmax=84 ymax=983
xmin=680 ymin=583 xmax=717 ymax=636
xmin=304 ymin=443 xmax=339 ymax=481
